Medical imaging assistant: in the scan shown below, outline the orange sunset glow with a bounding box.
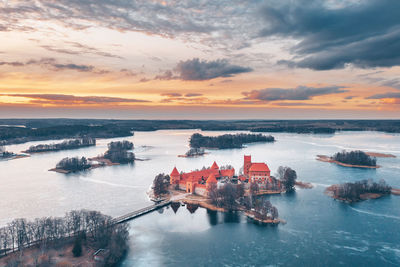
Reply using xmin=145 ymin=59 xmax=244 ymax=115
xmin=0 ymin=1 xmax=399 ymax=119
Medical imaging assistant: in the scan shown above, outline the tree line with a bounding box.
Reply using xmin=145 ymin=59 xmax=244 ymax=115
xmin=189 ymin=133 xmax=275 ymax=149
xmin=184 ymin=147 xmax=205 ymax=157
xmin=54 ymin=140 xmax=135 ymax=172
xmin=0 ymin=210 xmax=129 ymax=266
xmin=56 ymin=157 xmax=91 ymax=172
xmin=333 ymin=179 xmax=392 ymax=201
xmin=0 ymin=146 xmax=13 ymax=158
xmin=25 ymin=137 xmax=96 ymax=153
xmin=332 ymin=150 xmax=377 ymax=166
xmin=103 ymin=141 xmax=135 ymax=164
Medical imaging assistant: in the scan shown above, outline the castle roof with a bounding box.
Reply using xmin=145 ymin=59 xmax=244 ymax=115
xmin=211 ymin=161 xmax=219 ymax=169
xmin=249 ymin=163 xmax=270 ymax=172
xmin=220 ymin=168 xmax=235 ymax=177
xmin=171 ymin=167 xmax=180 ymax=176
xmin=206 ymin=173 xmax=217 ymax=184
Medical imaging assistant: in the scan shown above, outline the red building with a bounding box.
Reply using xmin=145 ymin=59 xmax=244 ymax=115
xmin=242 ymin=155 xmax=279 ymax=189
xmin=170 ymin=161 xmax=235 ymax=195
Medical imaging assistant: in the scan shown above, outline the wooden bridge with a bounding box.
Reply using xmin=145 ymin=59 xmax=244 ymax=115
xmin=113 ymin=200 xmax=172 ymax=224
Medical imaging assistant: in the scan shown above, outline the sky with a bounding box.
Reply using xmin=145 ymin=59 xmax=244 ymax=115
xmin=0 ymin=0 xmax=399 ymax=119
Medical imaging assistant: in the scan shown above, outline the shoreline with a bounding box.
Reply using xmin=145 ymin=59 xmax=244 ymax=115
xmin=365 ymin=152 xmax=396 ymax=158
xmin=165 ymin=189 xmax=282 ymax=225
xmin=295 ymin=181 xmax=314 ymax=189
xmin=0 ymin=154 xmax=30 ymax=161
xmin=316 ymin=155 xmax=380 ymax=169
xmin=178 ymin=152 xmax=209 ymax=158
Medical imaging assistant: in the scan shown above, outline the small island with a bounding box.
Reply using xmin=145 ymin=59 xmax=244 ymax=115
xmin=50 ymin=156 xmax=92 ymax=173
xmin=317 ymin=150 xmax=380 ymax=168
xmin=0 ymin=145 xmax=29 ymax=160
xmin=178 ymin=147 xmax=208 ymax=157
xmin=22 ymin=137 xmax=96 ymax=153
xmin=189 ymin=133 xmax=275 ymax=149
xmin=150 ymin=155 xmax=305 ymax=225
xmin=325 ymin=179 xmax=398 ymax=202
xmin=0 ymin=210 xmax=129 ymax=266
xmin=50 ymin=140 xmax=135 ymax=173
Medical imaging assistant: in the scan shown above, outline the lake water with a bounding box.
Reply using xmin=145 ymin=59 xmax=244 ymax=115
xmin=1 ymin=130 xmax=400 ymax=266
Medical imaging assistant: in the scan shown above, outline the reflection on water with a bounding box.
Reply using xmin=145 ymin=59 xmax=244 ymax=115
xmin=1 ymin=130 xmax=400 ymax=266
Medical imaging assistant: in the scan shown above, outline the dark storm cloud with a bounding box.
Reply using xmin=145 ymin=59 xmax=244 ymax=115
xmin=366 ymin=92 xmax=400 ymax=99
xmin=242 ymin=86 xmax=348 ymax=101
xmin=262 ymin=0 xmax=400 ymax=69
xmin=4 ymin=94 xmax=149 ymax=104
xmin=175 ymin=58 xmax=252 ymax=81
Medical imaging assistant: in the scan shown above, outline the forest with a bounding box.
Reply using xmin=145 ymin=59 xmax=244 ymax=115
xmin=189 ymin=133 xmax=275 ymax=149
xmin=103 ymin=141 xmax=135 ymax=164
xmin=332 ymin=150 xmax=377 ymax=166
xmin=332 ymin=179 xmax=392 ymax=201
xmin=25 ymin=137 xmax=96 ymax=153
xmin=0 ymin=210 xmax=129 ymax=266
xmin=56 ymin=157 xmax=91 ymax=172
xmin=2 ymin=119 xmax=400 ymax=145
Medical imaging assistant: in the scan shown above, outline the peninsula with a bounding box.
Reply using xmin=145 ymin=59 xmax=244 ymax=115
xmin=0 ymin=210 xmax=129 ymax=266
xmin=22 ymin=137 xmax=96 ymax=153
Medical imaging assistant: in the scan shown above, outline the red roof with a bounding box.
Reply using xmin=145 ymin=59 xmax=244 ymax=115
xmin=171 ymin=167 xmax=180 ymax=176
xmin=249 ymin=163 xmax=270 ymax=172
xmin=206 ymin=173 xmax=217 ymax=184
xmin=211 ymin=161 xmax=219 ymax=169
xmin=220 ymin=168 xmax=235 ymax=177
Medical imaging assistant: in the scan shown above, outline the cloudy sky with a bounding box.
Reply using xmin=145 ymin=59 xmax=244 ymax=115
xmin=0 ymin=0 xmax=399 ymax=119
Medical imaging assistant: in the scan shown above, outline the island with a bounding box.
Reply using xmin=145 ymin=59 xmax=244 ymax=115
xmin=150 ymin=155 xmax=307 ymax=225
xmin=317 ymin=150 xmax=379 ymax=168
xmin=50 ymin=140 xmax=135 ymax=173
xmin=325 ymin=179 xmax=398 ymax=202
xmin=0 ymin=210 xmax=129 ymax=266
xmin=22 ymin=137 xmax=96 ymax=153
xmin=50 ymin=156 xmax=92 ymax=173
xmin=189 ymin=133 xmax=275 ymax=149
xmin=178 ymin=147 xmax=208 ymax=157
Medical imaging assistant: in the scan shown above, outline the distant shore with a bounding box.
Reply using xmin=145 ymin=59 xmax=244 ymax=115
xmin=316 ymin=155 xmax=380 ymax=169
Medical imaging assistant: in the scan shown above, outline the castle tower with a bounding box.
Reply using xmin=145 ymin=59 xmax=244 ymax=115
xmin=211 ymin=161 xmax=219 ymax=170
xmin=206 ymin=173 xmax=217 ymax=191
xmin=243 ymin=155 xmax=252 ymax=177
xmin=170 ymin=167 xmax=180 ymax=184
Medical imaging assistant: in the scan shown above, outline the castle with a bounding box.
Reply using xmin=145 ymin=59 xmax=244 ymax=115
xmin=170 ymin=161 xmax=235 ymax=195
xmin=170 ymin=155 xmax=280 ymax=195
xmin=241 ymin=155 xmax=281 ymax=190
